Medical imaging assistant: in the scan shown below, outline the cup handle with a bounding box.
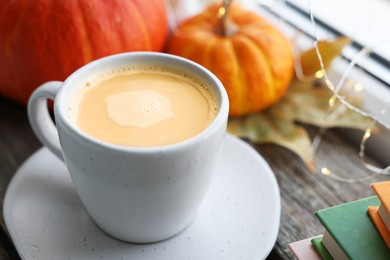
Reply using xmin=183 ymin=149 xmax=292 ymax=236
xmin=28 ymin=81 xmax=64 ymax=161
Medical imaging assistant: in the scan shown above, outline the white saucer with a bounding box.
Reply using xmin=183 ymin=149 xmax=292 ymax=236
xmin=4 ymin=134 xmax=280 ymax=260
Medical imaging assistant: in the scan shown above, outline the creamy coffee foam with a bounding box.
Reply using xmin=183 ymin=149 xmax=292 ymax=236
xmin=68 ymin=66 xmax=218 ymax=147
xmin=105 ymin=89 xmax=174 ymax=128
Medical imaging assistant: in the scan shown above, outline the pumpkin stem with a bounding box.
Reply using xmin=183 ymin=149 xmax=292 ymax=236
xmin=217 ymin=0 xmax=238 ymax=36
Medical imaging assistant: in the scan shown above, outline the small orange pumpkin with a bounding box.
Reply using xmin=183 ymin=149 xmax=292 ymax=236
xmin=0 ymin=0 xmax=168 ymax=105
xmin=167 ymin=3 xmax=294 ymax=116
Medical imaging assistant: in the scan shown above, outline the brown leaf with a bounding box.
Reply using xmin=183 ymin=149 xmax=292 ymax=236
xmin=228 ymin=109 xmax=316 ymax=172
xmin=228 ymin=78 xmax=373 ymax=172
xmin=299 ymin=37 xmax=352 ymax=77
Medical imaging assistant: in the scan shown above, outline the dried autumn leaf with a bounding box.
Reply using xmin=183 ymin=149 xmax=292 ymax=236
xmin=299 ymin=37 xmax=352 ymax=77
xmin=228 ymin=106 xmax=315 ymax=171
xmin=227 ymin=79 xmax=373 ymax=172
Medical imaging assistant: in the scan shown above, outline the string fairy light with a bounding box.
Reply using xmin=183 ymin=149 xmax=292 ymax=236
xmin=306 ymin=0 xmax=390 ymax=181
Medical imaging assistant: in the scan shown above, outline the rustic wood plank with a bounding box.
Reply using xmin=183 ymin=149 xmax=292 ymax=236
xmin=0 ymin=97 xmax=40 ymax=214
xmin=0 ymin=97 xmax=40 ymax=259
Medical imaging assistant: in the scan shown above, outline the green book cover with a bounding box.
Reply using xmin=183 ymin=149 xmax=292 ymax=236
xmin=311 ymin=236 xmax=333 ymax=260
xmin=315 ymin=196 xmax=390 ymax=259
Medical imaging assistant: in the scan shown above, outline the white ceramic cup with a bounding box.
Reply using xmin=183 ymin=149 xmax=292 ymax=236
xmin=27 ymin=52 xmax=229 ymax=243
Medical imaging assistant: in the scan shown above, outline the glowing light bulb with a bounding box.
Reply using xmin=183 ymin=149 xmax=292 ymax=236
xmin=321 ymin=167 xmax=331 ymax=176
xmin=354 ymin=83 xmax=364 ymax=92
xmin=315 ymin=70 xmax=324 ymax=79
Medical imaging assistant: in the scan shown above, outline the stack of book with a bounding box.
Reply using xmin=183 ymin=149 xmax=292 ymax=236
xmin=288 ymin=180 xmax=390 ymax=259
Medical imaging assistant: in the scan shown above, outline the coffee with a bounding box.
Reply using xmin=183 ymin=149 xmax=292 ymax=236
xmin=72 ymin=66 xmax=218 ymax=147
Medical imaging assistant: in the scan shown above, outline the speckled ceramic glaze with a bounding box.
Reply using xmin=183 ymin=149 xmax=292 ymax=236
xmin=27 ymin=52 xmax=229 ymax=243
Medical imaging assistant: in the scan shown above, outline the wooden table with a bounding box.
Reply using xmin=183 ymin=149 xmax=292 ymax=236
xmin=0 ymin=95 xmax=388 ymax=260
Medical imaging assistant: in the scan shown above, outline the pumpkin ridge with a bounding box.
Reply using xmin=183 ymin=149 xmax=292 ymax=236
xmin=4 ymin=0 xmax=32 ymax=61
xmin=246 ymin=31 xmax=275 ymax=76
xmin=171 ymin=32 xmax=215 ymax=67
xmin=244 ymin=27 xmax=294 ymax=99
xmin=76 ymin=1 xmax=94 ymax=63
xmin=127 ymin=1 xmax=151 ymax=50
xmin=228 ymin=39 xmax=247 ymax=115
xmin=1 ymin=0 xmax=33 ymax=101
xmin=234 ymin=35 xmax=274 ymax=111
xmin=194 ymin=34 xmax=217 ymax=67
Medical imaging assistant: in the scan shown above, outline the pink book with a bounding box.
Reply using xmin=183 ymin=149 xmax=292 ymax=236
xmin=288 ymin=236 xmax=322 ymax=260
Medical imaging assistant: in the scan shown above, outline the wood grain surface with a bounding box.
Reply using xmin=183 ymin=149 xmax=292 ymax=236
xmin=0 ymin=97 xmax=40 ymax=260
xmin=0 ymin=95 xmax=388 ymax=260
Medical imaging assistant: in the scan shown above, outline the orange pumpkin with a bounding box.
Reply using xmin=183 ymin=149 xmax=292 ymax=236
xmin=167 ymin=3 xmax=294 ymax=116
xmin=0 ymin=0 xmax=168 ymax=105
